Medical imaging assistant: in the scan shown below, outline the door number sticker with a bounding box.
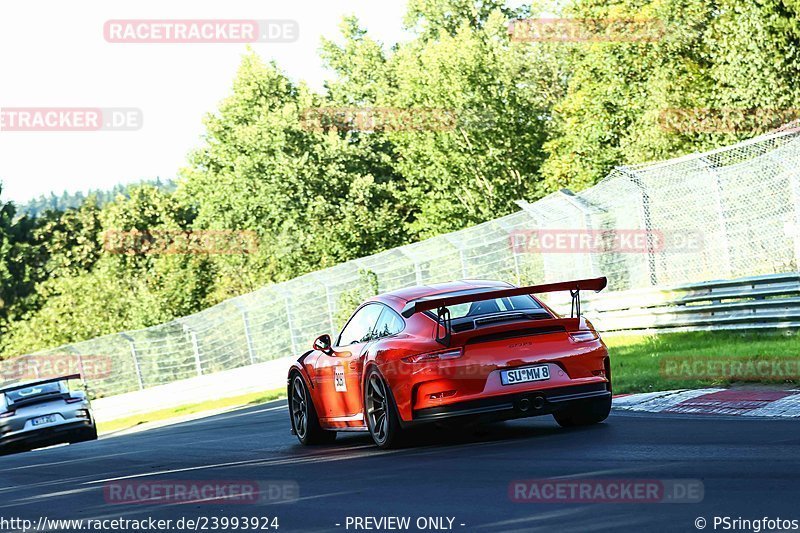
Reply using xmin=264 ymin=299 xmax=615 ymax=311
xmin=334 ymin=366 xmax=346 ymax=392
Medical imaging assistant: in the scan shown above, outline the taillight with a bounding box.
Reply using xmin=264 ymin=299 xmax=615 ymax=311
xmin=0 ymin=411 xmax=15 ymax=418
xmin=569 ymin=331 xmax=598 ymax=343
xmin=65 ymin=397 xmax=84 ymax=404
xmin=403 ymin=348 xmax=463 ymax=364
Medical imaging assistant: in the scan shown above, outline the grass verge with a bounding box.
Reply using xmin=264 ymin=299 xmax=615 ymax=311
xmin=97 ymin=388 xmax=285 ymax=435
xmin=606 ymin=330 xmax=800 ymax=394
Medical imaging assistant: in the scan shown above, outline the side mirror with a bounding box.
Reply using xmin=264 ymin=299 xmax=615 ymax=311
xmin=313 ymin=334 xmax=333 ymax=354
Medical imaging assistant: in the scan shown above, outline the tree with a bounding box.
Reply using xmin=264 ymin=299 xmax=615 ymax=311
xmin=404 ymin=0 xmax=514 ymax=39
xmin=540 ymin=0 xmax=800 ymax=191
xmin=321 ymin=3 xmax=566 ymax=236
xmin=180 ymin=51 xmax=409 ymax=298
xmin=0 ymin=186 xmax=44 ymax=335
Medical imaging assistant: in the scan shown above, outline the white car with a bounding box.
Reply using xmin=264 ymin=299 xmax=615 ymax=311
xmin=0 ymin=374 xmax=97 ymax=453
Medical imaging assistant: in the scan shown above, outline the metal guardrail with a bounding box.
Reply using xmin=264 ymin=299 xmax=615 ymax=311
xmin=564 ymin=273 xmax=800 ymax=333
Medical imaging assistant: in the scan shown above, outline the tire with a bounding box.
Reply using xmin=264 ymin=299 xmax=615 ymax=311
xmin=364 ymin=368 xmax=404 ymax=449
xmin=553 ymin=395 xmax=611 ymax=428
xmin=70 ymin=426 xmax=98 ymax=444
xmin=289 ymin=373 xmax=336 ymax=445
xmin=0 ymin=443 xmax=22 ymax=455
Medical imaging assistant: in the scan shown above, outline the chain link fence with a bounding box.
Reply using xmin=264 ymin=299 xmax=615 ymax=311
xmin=9 ymin=127 xmax=800 ymax=398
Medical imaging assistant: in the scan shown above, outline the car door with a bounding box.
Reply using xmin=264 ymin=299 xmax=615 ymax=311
xmin=314 ymin=303 xmax=383 ymax=423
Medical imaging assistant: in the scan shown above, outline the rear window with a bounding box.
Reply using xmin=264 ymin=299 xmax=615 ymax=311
xmin=426 ymin=290 xmax=546 ymax=320
xmin=4 ymin=381 xmax=63 ymax=403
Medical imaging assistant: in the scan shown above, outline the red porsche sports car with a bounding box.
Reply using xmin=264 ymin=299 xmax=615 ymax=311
xmin=287 ymin=277 xmax=611 ymax=448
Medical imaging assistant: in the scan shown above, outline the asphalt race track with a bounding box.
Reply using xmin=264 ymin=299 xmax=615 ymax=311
xmin=2 ymin=400 xmax=799 ymax=533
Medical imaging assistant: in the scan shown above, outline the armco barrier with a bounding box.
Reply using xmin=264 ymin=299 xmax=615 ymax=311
xmin=547 ymin=273 xmax=800 ymax=333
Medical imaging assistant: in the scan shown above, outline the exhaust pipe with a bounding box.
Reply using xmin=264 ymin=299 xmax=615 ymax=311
xmin=516 ymin=395 xmax=546 ymax=413
xmin=517 ymin=398 xmax=531 ymax=412
xmin=532 ymin=395 xmax=546 ymax=410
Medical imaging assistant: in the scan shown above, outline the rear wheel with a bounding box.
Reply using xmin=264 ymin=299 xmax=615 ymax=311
xmin=70 ymin=426 xmax=98 ymax=444
xmin=553 ymin=395 xmax=611 ymax=427
xmin=290 ymin=374 xmax=336 ymax=445
xmin=364 ymin=369 xmax=404 ymax=449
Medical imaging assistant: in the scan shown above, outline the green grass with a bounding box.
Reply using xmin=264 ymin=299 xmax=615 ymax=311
xmin=97 ymin=388 xmax=285 ymax=435
xmin=606 ymin=330 xmax=800 ymax=394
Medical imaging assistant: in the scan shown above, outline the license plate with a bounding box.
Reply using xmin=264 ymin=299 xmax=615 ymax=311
xmin=31 ymin=415 xmax=58 ymax=426
xmin=501 ymin=365 xmax=551 ymax=385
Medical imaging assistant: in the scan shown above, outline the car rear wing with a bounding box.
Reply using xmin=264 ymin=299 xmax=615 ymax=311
xmin=401 ymin=277 xmax=607 ymax=346
xmin=0 ymin=373 xmax=83 ymax=395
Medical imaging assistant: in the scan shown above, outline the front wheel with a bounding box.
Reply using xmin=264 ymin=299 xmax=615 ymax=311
xmin=364 ymin=369 xmax=404 ymax=449
xmin=553 ymin=395 xmax=611 ymax=427
xmin=289 ymin=374 xmax=336 ymax=445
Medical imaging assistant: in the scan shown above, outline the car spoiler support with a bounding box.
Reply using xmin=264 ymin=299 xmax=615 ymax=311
xmin=434 ymin=306 xmax=452 ymax=346
xmin=401 ymin=277 xmax=607 ymax=346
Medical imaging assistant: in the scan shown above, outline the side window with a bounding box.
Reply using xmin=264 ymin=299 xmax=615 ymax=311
xmin=337 ymin=304 xmax=384 ymax=346
xmin=373 ymin=307 xmax=405 ymax=339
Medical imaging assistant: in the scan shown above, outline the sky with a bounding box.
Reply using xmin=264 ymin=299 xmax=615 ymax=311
xmin=0 ymin=0 xmax=411 ymax=204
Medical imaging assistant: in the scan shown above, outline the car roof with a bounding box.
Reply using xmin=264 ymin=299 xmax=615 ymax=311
xmin=375 ymin=279 xmax=514 ymax=303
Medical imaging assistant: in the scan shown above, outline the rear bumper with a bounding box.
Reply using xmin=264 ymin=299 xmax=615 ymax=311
xmin=0 ymin=420 xmax=95 ymax=448
xmin=408 ymin=382 xmax=610 ymax=426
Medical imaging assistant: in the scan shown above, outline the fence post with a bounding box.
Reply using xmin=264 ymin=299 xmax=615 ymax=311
xmin=31 ymin=356 xmax=40 ymax=379
xmin=701 ymin=157 xmax=733 ymax=278
xmin=284 ymin=296 xmax=299 ymax=355
xmin=496 ymin=217 xmax=523 ymax=284
xmin=399 ymin=249 xmax=424 ymax=285
xmin=65 ymin=346 xmax=86 ymax=382
xmin=241 ymin=310 xmax=257 ymax=366
xmin=515 ymin=200 xmax=556 ymax=282
xmin=231 ymin=301 xmax=258 ymax=366
xmin=183 ymin=326 xmax=203 ymax=376
xmin=319 ymin=277 xmax=337 ymax=333
xmin=713 ymin=175 xmax=732 ymax=278
xmin=443 ymin=236 xmax=469 ymax=279
xmin=120 ymin=333 xmax=144 ymax=390
xmin=557 ymin=189 xmax=602 ymax=277
xmin=311 ymin=272 xmax=336 ymax=336
xmin=620 ymin=170 xmax=658 ymax=286
xmin=788 ymin=164 xmax=800 ymax=271
xmin=459 ymin=250 xmax=468 ymax=279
